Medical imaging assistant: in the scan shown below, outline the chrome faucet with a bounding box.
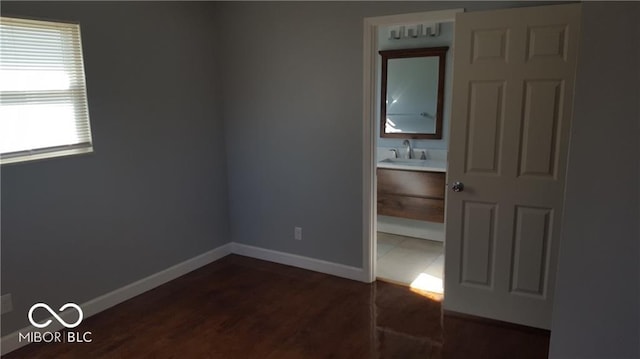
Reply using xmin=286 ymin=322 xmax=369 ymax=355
xmin=402 ymin=139 xmax=412 ymax=159
xmin=389 ymin=148 xmax=398 ymax=158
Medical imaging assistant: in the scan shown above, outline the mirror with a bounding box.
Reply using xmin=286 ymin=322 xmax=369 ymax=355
xmin=379 ymin=47 xmax=448 ymax=139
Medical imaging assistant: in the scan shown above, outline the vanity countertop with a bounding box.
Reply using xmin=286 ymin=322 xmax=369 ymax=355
xmin=377 ymin=158 xmax=447 ymax=172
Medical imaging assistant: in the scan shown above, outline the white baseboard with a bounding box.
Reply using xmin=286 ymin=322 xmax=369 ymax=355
xmin=81 ymin=243 xmax=232 ymax=318
xmin=1 ymin=241 xmax=367 ymax=355
xmin=230 ymin=243 xmax=367 ymax=282
xmin=0 ymin=243 xmax=232 ymax=356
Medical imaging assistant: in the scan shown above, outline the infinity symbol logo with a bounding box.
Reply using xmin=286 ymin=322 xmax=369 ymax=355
xmin=28 ymin=303 xmax=83 ymax=329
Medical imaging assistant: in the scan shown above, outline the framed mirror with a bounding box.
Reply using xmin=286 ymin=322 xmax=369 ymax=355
xmin=379 ymin=47 xmax=448 ymax=139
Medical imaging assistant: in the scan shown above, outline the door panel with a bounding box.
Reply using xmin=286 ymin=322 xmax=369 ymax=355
xmin=465 ymin=81 xmax=505 ymax=174
xmin=511 ymin=206 xmax=553 ymax=296
xmin=445 ymin=4 xmax=581 ymax=329
xmin=460 ymin=201 xmax=497 ymax=288
xmin=519 ymin=80 xmax=563 ymax=177
xmin=471 ymin=29 xmax=508 ymax=64
xmin=527 ymin=25 xmax=568 ymax=61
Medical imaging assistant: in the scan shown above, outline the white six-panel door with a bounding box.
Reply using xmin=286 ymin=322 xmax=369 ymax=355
xmin=444 ymin=4 xmax=582 ymax=329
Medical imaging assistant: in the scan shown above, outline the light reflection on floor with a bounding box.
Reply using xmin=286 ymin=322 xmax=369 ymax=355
xmin=410 ymin=272 xmax=444 ymax=294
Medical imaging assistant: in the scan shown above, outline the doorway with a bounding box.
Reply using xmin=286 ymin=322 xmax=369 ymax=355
xmin=363 ymin=4 xmax=582 ymax=330
xmin=361 ymin=9 xmax=462 ymax=295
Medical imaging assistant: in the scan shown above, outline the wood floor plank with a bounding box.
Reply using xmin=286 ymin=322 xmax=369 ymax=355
xmin=2 ymin=255 xmax=549 ymax=358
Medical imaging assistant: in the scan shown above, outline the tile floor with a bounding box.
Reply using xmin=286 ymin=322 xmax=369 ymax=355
xmin=376 ymin=232 xmax=444 ymax=293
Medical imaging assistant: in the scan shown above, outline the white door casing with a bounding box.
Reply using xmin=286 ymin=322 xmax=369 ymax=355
xmin=444 ymin=4 xmax=582 ymax=329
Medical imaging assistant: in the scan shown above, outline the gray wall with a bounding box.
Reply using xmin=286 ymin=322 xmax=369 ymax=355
xmin=549 ymin=3 xmax=640 ymax=358
xmin=0 ymin=2 xmax=228 ymax=335
xmin=218 ymin=1 xmax=549 ymax=268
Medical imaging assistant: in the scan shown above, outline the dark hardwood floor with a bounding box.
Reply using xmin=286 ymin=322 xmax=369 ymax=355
xmin=3 ymin=255 xmax=550 ymax=358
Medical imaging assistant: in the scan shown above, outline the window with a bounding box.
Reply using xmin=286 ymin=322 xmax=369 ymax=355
xmin=0 ymin=17 xmax=92 ymax=164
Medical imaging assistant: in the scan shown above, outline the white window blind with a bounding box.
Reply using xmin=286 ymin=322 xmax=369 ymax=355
xmin=0 ymin=16 xmax=92 ymax=164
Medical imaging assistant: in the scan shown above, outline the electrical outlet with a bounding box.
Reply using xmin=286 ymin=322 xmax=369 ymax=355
xmin=1 ymin=294 xmax=12 ymax=315
xmin=294 ymin=227 xmax=302 ymax=240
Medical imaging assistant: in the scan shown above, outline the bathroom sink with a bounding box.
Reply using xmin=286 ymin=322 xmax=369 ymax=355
xmin=377 ymin=157 xmax=447 ymax=172
xmin=379 ymin=158 xmax=429 ymax=167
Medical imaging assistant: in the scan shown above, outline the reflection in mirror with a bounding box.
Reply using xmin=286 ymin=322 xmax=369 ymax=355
xmin=380 ymin=47 xmax=448 ymax=139
xmin=386 ymin=56 xmax=439 ymax=134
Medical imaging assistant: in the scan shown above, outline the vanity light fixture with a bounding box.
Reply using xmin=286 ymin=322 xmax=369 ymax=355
xmin=388 ymin=22 xmax=440 ymax=40
xmin=407 ymin=25 xmax=419 ymax=38
xmin=424 ymin=23 xmax=440 ymax=37
xmin=389 ymin=26 xmax=403 ymax=40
